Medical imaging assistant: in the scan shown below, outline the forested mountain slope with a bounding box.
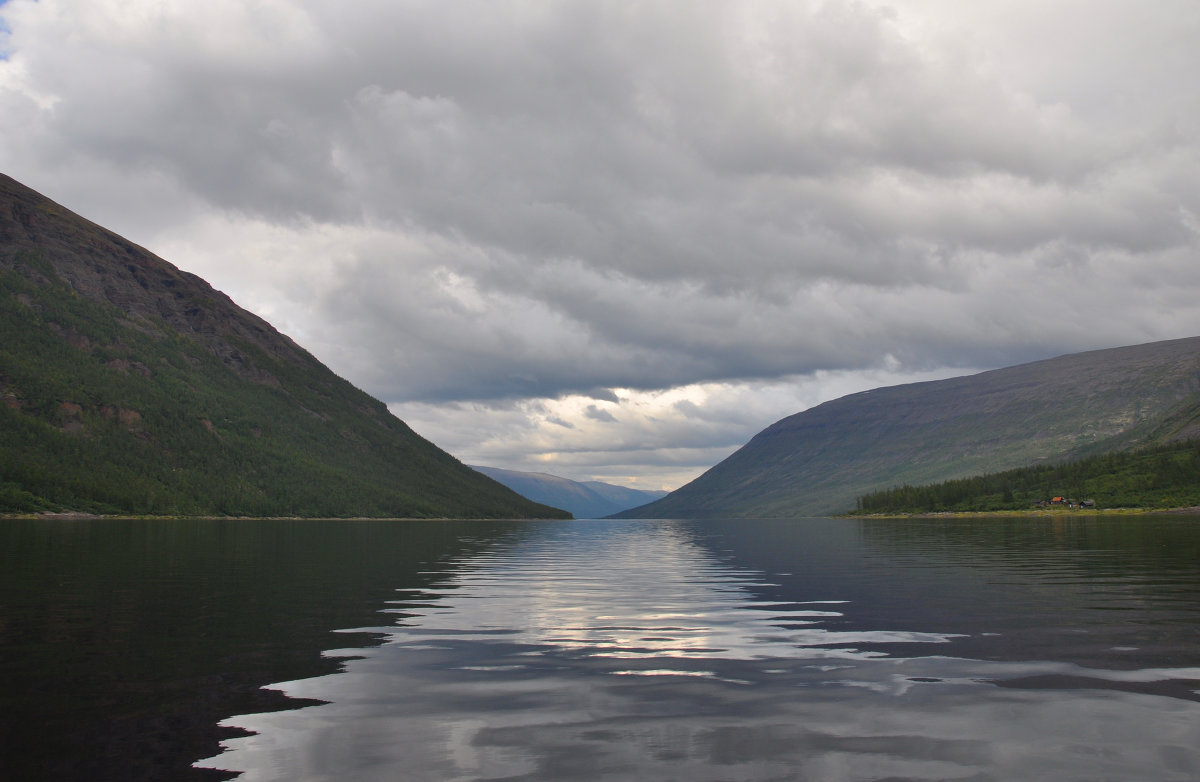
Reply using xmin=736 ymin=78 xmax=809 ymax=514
xmin=0 ymin=173 xmax=568 ymax=518
xmin=616 ymin=337 xmax=1200 ymax=518
xmin=854 ymin=436 xmax=1200 ymax=514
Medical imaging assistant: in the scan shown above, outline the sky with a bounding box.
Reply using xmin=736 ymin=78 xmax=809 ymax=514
xmin=2 ymin=1 xmax=1198 ymax=490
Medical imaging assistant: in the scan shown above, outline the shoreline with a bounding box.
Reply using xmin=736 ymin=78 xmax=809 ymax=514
xmin=7 ymin=508 xmax=1199 ymax=521
xmin=845 ymin=505 xmax=1200 ymax=519
xmin=0 ymin=512 xmax=570 ymax=522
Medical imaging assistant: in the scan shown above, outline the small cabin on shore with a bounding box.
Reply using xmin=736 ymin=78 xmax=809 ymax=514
xmin=1032 ymin=497 xmax=1096 ymax=509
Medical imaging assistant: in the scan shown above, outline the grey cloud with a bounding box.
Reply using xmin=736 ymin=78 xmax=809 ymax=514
xmin=294 ymin=225 xmax=1191 ymax=405
xmin=584 ymin=405 xmax=618 ymax=424
xmin=19 ymin=2 xmax=1129 ymax=278
xmin=2 ymin=0 xmax=1198 ymax=412
xmin=579 ymin=387 xmax=620 ymax=403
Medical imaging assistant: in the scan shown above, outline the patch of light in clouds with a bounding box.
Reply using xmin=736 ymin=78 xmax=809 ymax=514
xmin=391 ymin=365 xmax=973 ymax=490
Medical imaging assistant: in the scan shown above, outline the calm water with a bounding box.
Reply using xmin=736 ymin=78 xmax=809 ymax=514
xmin=3 ymin=516 xmax=1200 ymax=781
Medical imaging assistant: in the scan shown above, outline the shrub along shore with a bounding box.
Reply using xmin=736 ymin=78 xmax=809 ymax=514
xmin=850 ymin=438 xmax=1200 ymax=516
xmin=847 ymin=506 xmax=1200 ymax=519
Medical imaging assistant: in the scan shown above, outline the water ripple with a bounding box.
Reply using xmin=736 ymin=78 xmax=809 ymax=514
xmin=197 ymin=518 xmax=1200 ymax=782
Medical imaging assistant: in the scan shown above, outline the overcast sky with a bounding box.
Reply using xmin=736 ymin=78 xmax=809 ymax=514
xmin=2 ymin=1 xmax=1198 ymax=490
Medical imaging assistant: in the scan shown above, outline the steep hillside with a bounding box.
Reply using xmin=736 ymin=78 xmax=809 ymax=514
xmin=472 ymin=466 xmax=666 ymax=518
xmin=616 ymin=338 xmax=1200 ymax=518
xmin=0 ymin=173 xmax=568 ymax=518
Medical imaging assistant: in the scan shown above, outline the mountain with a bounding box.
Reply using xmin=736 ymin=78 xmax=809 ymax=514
xmin=0 ymin=173 xmax=568 ymax=519
xmin=615 ymin=337 xmax=1200 ymax=518
xmin=471 ymin=465 xmax=667 ymax=518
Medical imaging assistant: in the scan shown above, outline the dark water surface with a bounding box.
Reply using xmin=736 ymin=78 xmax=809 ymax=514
xmin=3 ymin=516 xmax=1200 ymax=781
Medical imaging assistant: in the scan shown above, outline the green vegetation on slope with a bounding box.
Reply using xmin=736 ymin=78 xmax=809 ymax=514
xmin=616 ymin=337 xmax=1200 ymax=518
xmin=0 ymin=256 xmax=565 ymax=518
xmin=0 ymin=174 xmax=568 ymax=519
xmin=852 ymin=438 xmax=1200 ymax=514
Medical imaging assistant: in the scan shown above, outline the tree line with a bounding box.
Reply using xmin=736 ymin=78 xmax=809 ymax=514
xmin=854 ymin=438 xmax=1200 ymax=514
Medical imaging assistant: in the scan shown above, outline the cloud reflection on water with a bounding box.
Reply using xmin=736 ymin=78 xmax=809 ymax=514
xmin=197 ymin=520 xmax=1200 ymax=782
xmin=375 ymin=520 xmax=959 ymax=667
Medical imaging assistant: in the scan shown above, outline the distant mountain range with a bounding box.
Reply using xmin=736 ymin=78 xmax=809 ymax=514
xmin=0 ymin=173 xmax=568 ymax=518
xmin=616 ymin=337 xmax=1200 ymax=518
xmin=471 ymin=465 xmax=667 ymax=519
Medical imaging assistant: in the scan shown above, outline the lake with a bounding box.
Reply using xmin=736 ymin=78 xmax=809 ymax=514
xmin=3 ymin=515 xmax=1200 ymax=781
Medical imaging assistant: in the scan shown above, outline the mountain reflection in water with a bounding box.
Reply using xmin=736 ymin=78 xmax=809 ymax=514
xmin=198 ymin=517 xmax=1200 ymax=782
